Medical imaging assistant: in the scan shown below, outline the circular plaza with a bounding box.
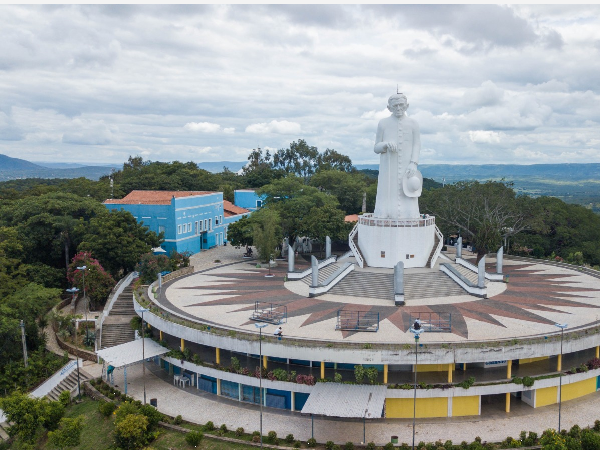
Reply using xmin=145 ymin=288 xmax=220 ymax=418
xmin=130 ymin=246 xmax=600 ymax=425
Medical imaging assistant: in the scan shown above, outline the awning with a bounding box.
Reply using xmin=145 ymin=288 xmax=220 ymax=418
xmin=96 ymin=338 xmax=169 ymax=369
xmin=300 ymin=383 xmax=387 ymax=418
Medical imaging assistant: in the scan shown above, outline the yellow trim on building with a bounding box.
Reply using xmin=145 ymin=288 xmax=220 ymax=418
xmin=519 ymin=356 xmax=548 ymax=364
xmin=562 ymin=378 xmax=596 ymax=402
xmin=536 ymin=386 xmax=558 ymax=407
xmin=216 ymin=348 xmax=220 ymax=365
xmin=386 ymin=398 xmax=448 ymax=418
xmin=384 ymin=364 xmax=388 ymax=384
xmin=452 ymin=396 xmax=479 ymax=417
xmin=415 ymin=363 xmax=455 ymax=373
xmin=180 ymin=338 xmax=185 ymax=352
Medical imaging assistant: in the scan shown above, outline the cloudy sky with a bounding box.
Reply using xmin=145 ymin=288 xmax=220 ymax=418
xmin=1 ymin=4 xmax=600 ymax=167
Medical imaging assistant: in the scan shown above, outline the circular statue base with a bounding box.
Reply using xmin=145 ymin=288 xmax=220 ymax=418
xmin=357 ymin=213 xmax=436 ymax=268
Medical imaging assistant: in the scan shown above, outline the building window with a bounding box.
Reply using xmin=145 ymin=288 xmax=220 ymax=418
xmin=215 ymin=215 xmax=219 ymax=225
xmin=224 ymin=226 xmax=228 ymax=240
xmin=204 ymin=219 xmax=207 ymax=231
xmin=158 ymin=225 xmax=165 ymax=234
xmin=195 ymin=221 xmax=198 ymax=235
xmin=256 ymin=200 xmax=262 ymax=208
xmin=178 ymin=224 xmax=182 ymax=234
xmin=209 ymin=218 xmax=212 ymax=231
xmin=219 ymin=215 xmax=223 ymax=225
xmin=199 ymin=221 xmax=203 ymax=232
xmin=188 ymin=222 xmax=191 ymax=233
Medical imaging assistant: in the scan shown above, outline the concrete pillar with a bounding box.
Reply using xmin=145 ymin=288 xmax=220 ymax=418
xmin=180 ymin=338 xmax=185 ymax=352
xmin=506 ymin=360 xmax=512 ymax=379
xmin=456 ymin=237 xmax=462 ymax=259
xmin=291 ymin=391 xmax=295 ymax=411
xmin=159 ymin=330 xmax=163 ymax=341
xmin=383 ymin=364 xmax=388 ymax=384
xmin=263 ymin=355 xmax=267 ymax=369
xmin=557 ymin=354 xmax=562 ymax=372
xmin=325 ymin=236 xmax=331 ymax=259
xmin=496 ymin=246 xmax=504 ymax=274
xmin=217 ymin=379 xmax=221 ymax=395
xmin=216 ymin=348 xmax=220 ymax=365
xmin=394 ymin=261 xmax=405 ymax=306
xmin=505 ymin=392 xmax=510 ymax=413
xmin=311 ymin=255 xmax=319 ymax=287
xmin=320 ymin=361 xmax=325 ymax=380
xmin=448 ymin=364 xmax=453 ymax=383
xmin=288 ymin=244 xmax=295 ymax=272
xmin=477 ymin=255 xmax=486 ymax=288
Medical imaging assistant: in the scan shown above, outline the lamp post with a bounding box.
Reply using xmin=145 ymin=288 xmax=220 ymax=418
xmin=76 ymin=266 xmax=89 ymax=344
xmin=409 ymin=321 xmax=424 ymax=450
xmin=66 ymin=288 xmax=81 ymax=398
xmin=555 ymin=323 xmax=568 ymax=433
xmin=136 ymin=307 xmax=150 ymax=405
xmin=255 ymin=322 xmax=268 ymax=448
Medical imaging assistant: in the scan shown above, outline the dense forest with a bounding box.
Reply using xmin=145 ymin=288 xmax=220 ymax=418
xmin=1 ymin=139 xmax=600 ymax=395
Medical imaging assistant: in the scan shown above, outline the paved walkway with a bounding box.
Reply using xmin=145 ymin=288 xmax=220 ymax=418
xmin=110 ymin=363 xmax=600 ymax=445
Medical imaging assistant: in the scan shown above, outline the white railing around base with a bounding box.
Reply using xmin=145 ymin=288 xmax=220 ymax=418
xmin=348 ymin=224 xmax=364 ymax=268
xmin=287 ymin=256 xmax=337 ymax=280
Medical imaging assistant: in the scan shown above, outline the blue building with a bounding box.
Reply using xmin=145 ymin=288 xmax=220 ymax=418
xmin=104 ymin=191 xmax=249 ymax=255
xmin=234 ymin=189 xmax=265 ymax=211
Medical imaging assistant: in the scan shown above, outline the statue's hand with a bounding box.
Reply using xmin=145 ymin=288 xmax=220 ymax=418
xmin=384 ymin=142 xmax=397 ymax=153
xmin=406 ymin=161 xmax=418 ymax=177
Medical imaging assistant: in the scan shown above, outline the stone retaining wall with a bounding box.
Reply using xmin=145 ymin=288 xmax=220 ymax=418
xmin=162 ymin=266 xmax=194 ymax=283
xmin=55 ymin=336 xmax=97 ymax=362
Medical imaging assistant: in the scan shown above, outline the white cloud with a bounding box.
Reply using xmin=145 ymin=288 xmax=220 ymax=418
xmin=468 ymin=130 xmax=502 ymax=144
xmin=245 ymin=120 xmax=301 ymax=135
xmin=184 ymin=122 xmax=222 ymax=133
xmin=360 ymin=108 xmax=389 ymax=120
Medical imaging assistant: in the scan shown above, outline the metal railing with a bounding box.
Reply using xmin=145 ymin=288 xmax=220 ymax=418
xmin=335 ymin=310 xmax=379 ymax=332
xmin=250 ymin=302 xmax=287 ymax=325
xmin=428 ymin=225 xmax=444 ymax=268
xmin=408 ymin=312 xmax=451 ymax=333
xmin=358 ymin=213 xmax=436 ymax=228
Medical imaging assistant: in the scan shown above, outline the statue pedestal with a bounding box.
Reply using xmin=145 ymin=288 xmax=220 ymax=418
xmin=356 ymin=214 xmax=436 ymax=269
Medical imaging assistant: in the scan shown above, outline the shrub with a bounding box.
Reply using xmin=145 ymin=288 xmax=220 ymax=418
xmin=366 ymin=443 xmax=376 ymax=450
xmin=235 ymin=427 xmax=245 ymax=437
xmin=174 ymin=414 xmax=183 ymax=425
xmin=444 ymin=440 xmax=453 ymax=450
xmin=252 ymin=435 xmax=261 ymax=443
xmin=42 ymin=401 xmax=66 ymax=431
xmin=308 ymin=438 xmax=317 ymax=447
xmin=220 ymin=423 xmax=228 ymax=433
xmin=204 ymin=421 xmax=215 ymax=431
xmin=581 ymin=429 xmax=600 ymax=450
xmin=252 ymin=430 xmax=261 ymax=436
xmin=569 ymin=424 xmax=581 ymax=439
xmin=186 ymin=431 xmax=204 ymax=447
xmin=587 ymin=358 xmax=600 ymax=370
xmin=457 ymin=377 xmax=476 ymax=389
xmin=58 ymin=390 xmax=71 ymax=407
xmin=48 ymin=417 xmax=84 ymax=449
xmin=268 ymin=430 xmax=279 ymax=444
xmin=333 ymin=446 xmax=341 ymax=450
xmin=115 ymin=401 xmax=140 ymax=425
xmin=98 ymin=401 xmax=117 ymax=418
xmin=344 ymin=441 xmax=355 ymax=450
xmin=139 ymin=404 xmax=163 ymax=430
xmin=354 ymin=365 xmax=366 ymax=383
xmin=594 ymin=420 xmax=600 ymax=432
xmin=522 ymin=376 xmax=535 ymax=387
xmin=231 ymin=357 xmax=241 ymax=372
xmin=334 ymin=373 xmax=343 ymax=383
xmin=294 ymin=440 xmax=302 ymax=448
xmin=114 ymin=414 xmax=149 ymax=450
xmin=366 ymin=367 xmax=379 ymax=385
xmin=286 ymin=433 xmax=296 ymax=443
xmin=273 ymin=368 xmax=289 ymax=381
xmin=384 ymin=443 xmax=395 ymax=450
xmin=326 ymin=441 xmax=336 ymax=450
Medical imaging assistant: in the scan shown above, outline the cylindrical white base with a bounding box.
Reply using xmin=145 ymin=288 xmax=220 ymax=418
xmin=357 ymin=216 xmax=436 ymax=269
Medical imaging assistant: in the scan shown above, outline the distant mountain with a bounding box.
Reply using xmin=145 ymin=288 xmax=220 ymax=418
xmin=197 ymin=161 xmax=247 ymax=173
xmin=0 ymin=154 xmax=117 ymax=181
xmin=33 ymin=162 xmax=121 ymax=169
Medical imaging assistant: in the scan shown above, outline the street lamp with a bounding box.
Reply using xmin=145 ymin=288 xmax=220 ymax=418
xmin=255 ymin=322 xmax=268 ymax=448
xmin=66 ymin=288 xmax=81 ymax=398
xmin=409 ymin=320 xmax=424 ymax=450
xmin=555 ymin=323 xmax=568 ymax=433
xmin=136 ymin=307 xmax=150 ymax=405
xmin=76 ymin=266 xmax=89 ymax=344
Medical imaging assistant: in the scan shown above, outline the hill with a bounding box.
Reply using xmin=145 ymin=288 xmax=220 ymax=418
xmin=0 ymin=154 xmax=118 ymax=181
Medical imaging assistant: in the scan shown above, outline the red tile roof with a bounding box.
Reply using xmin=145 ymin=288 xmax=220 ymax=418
xmin=345 ymin=214 xmax=359 ymax=223
xmin=104 ymin=190 xmax=216 ymax=205
xmin=223 ymin=200 xmax=250 ymax=217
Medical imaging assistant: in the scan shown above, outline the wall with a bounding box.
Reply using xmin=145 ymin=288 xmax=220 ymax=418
xmin=386 ymin=397 xmax=449 ymax=418
xmin=234 ymin=190 xmax=264 ymax=211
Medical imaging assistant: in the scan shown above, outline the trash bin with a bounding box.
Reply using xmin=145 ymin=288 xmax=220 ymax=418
xmin=150 ymin=398 xmax=157 ymax=408
xmin=391 ymin=436 xmax=398 ymax=444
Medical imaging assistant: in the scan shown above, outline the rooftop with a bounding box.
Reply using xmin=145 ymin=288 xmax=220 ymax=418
xmin=223 ymin=200 xmax=250 ymax=217
xmin=104 ymin=190 xmax=216 ymax=205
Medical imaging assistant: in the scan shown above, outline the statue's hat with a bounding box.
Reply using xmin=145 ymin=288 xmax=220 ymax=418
xmin=403 ymin=170 xmax=423 ymax=197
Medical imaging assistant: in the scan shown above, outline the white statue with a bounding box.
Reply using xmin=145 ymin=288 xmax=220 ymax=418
xmin=373 ymin=93 xmax=422 ymax=219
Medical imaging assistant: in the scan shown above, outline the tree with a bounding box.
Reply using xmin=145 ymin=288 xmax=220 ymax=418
xmin=316 ymin=148 xmax=354 ymax=173
xmin=67 ymin=252 xmax=116 ymax=310
xmin=310 ymin=170 xmax=367 ymax=214
xmin=252 ymin=208 xmax=283 ymax=263
xmin=301 ymin=205 xmax=346 ymax=256
xmin=76 ymin=209 xmax=162 ymax=278
xmin=48 ymin=417 xmax=84 ymax=449
xmin=136 ymin=253 xmax=172 ymax=284
xmin=272 ymin=140 xmax=319 ymax=181
xmin=227 ymin=215 xmax=254 ymax=250
xmin=114 ymin=414 xmax=149 ymax=450
xmin=0 ymin=392 xmax=64 ymax=442
xmin=421 ymin=181 xmax=531 ymax=262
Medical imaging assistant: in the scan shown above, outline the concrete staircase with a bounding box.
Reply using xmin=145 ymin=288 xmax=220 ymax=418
xmin=351 ymin=229 xmax=367 ymax=268
xmin=300 ymin=263 xmax=343 ymax=285
xmin=0 ymin=422 xmax=9 ymax=442
xmin=45 ymin=369 xmax=91 ymax=402
xmin=426 ymin=230 xmax=441 ymax=268
xmin=100 ymin=286 xmax=136 ymax=349
xmin=329 ymin=270 xmax=467 ymax=301
xmin=452 ymin=263 xmax=482 ymax=285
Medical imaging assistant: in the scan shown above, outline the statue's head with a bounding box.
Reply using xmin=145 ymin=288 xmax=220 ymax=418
xmin=388 ymin=93 xmax=409 ymax=117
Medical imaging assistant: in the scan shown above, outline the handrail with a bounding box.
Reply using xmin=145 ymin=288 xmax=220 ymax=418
xmin=455 ymin=258 xmax=503 ymax=281
xmin=287 ymin=256 xmax=337 ymax=280
xmin=440 ymin=263 xmax=487 ymax=298
xmin=99 ymin=272 xmax=136 ymax=351
xmin=429 ymin=225 xmax=444 ymax=268
xmin=348 ymin=224 xmax=364 ymax=268
xmin=358 ymin=213 xmax=436 ymax=228
xmin=309 ymin=263 xmax=354 ymax=297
